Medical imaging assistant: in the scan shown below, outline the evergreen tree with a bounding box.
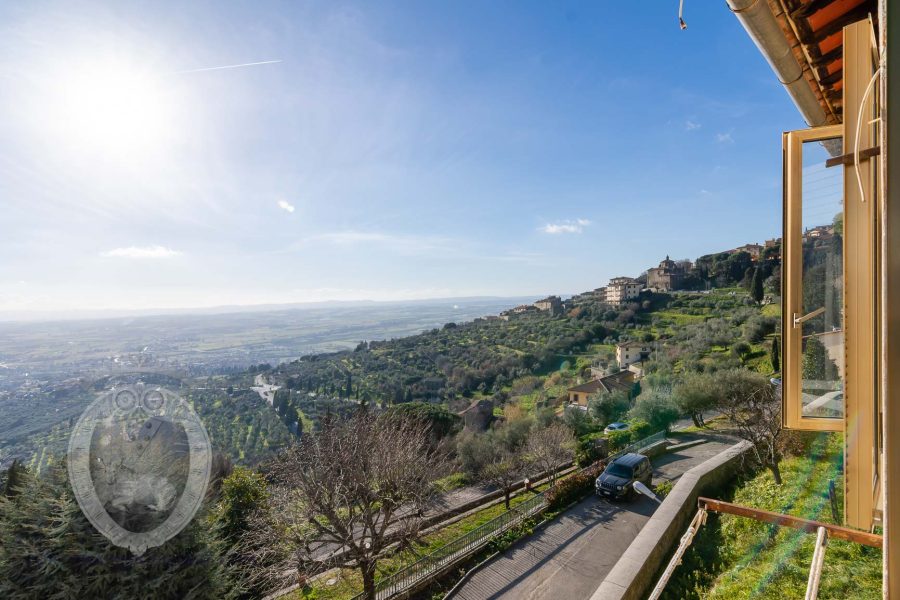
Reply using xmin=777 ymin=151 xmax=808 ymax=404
xmin=802 ymin=337 xmax=838 ymax=381
xmin=213 ymin=467 xmax=268 ymax=542
xmin=771 ymin=336 xmax=780 ymax=373
xmin=0 ymin=466 xmax=234 ymax=599
xmin=751 ymin=267 xmax=764 ymax=305
xmin=2 ymin=459 xmax=23 ymax=497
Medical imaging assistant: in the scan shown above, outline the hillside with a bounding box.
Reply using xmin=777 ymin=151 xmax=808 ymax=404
xmin=268 ymin=286 xmax=779 ymax=434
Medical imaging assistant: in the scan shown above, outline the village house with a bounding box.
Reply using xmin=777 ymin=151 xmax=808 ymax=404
xmin=734 ymin=243 xmax=764 ymax=259
xmin=566 ymin=370 xmax=636 ymax=406
xmin=604 ymin=277 xmax=641 ymax=305
xmin=533 ymin=295 xmax=563 ymax=315
xmin=616 ymin=340 xmax=651 ymax=368
xmin=459 ymin=399 xmax=494 ymax=432
xmin=804 ymin=225 xmax=835 ymax=240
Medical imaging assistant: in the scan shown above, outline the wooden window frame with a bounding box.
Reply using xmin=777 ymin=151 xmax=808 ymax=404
xmin=781 ymin=20 xmax=878 ymax=531
xmin=782 ymin=124 xmax=844 ymax=432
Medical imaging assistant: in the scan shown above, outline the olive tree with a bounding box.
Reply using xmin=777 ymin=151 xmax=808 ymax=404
xmin=715 ymin=369 xmax=784 ymax=484
xmin=672 ymin=372 xmax=718 ymax=428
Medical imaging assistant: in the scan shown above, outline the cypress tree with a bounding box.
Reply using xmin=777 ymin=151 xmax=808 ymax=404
xmin=771 ymin=336 xmax=780 ymax=373
xmin=751 ymin=267 xmax=764 ymax=305
xmin=2 ymin=459 xmax=23 ymax=497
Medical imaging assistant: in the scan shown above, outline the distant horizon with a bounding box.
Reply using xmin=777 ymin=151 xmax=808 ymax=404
xmin=0 ymin=227 xmax=780 ymax=323
xmin=0 ymin=293 xmax=553 ymax=324
xmin=1 ymin=2 xmax=798 ymax=314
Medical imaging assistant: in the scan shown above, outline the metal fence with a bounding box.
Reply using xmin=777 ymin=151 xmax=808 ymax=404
xmin=609 ymin=430 xmax=667 ymax=461
xmin=351 ymin=429 xmax=665 ymax=600
xmin=353 ymin=491 xmax=547 ymax=600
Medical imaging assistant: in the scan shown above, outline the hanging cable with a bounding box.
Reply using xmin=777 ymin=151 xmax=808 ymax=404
xmin=853 ymin=66 xmax=880 ymax=203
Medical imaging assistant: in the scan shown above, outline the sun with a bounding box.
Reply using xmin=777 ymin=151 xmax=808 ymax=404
xmin=53 ymin=59 xmax=174 ymax=156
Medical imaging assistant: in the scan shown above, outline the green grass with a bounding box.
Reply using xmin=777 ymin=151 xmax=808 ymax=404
xmin=653 ymin=311 xmax=708 ymax=326
xmin=663 ymin=433 xmax=882 ymax=599
xmin=435 ymin=472 xmax=469 ymax=493
xmin=761 ymin=303 xmax=782 ymax=318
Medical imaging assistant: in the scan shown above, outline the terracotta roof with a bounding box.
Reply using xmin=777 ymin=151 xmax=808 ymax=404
xmin=616 ymin=340 xmax=649 ymax=349
xmin=567 ymin=371 xmax=636 ymax=395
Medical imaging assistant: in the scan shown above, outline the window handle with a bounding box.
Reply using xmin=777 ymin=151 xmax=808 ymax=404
xmin=793 ymin=307 xmax=826 ymax=328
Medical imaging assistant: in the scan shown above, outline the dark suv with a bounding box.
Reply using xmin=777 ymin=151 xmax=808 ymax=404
xmin=595 ymin=453 xmax=652 ymax=500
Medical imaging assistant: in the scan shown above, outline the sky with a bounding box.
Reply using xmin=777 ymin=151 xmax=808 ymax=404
xmin=0 ymin=1 xmax=810 ymax=316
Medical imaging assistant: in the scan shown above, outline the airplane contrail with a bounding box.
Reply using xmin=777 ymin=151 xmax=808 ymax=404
xmin=176 ymin=60 xmax=282 ymax=74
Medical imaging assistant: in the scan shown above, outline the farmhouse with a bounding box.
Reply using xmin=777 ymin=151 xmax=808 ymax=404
xmin=566 ymin=370 xmax=636 ymax=406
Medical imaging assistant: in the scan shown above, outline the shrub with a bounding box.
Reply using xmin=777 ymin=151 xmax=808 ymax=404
xmin=546 ymin=461 xmax=606 ymax=510
xmin=731 ymin=341 xmax=752 ymax=361
xmin=457 ymin=431 xmax=493 ymax=477
xmin=654 ymin=480 xmax=674 ymax=498
xmin=214 ymin=467 xmax=268 ymax=541
xmin=575 ymin=432 xmax=606 ymax=467
xmin=607 ymin=429 xmax=632 ymax=451
xmin=743 ymin=314 xmax=777 ymax=343
xmin=629 ymin=391 xmax=681 ymax=432
xmin=629 ymin=420 xmax=654 ymax=441
xmin=588 ymin=390 xmax=630 ymax=424
xmin=385 ymin=402 xmax=462 ymax=439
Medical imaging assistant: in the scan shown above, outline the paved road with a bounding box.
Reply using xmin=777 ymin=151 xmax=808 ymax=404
xmin=449 ymin=435 xmax=735 ymax=600
xmin=251 ymin=374 xmax=280 ymax=406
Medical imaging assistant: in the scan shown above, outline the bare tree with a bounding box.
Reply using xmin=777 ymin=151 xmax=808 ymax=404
xmin=524 ymin=422 xmax=575 ymax=485
xmin=259 ymin=412 xmax=450 ymax=600
xmin=716 ymin=370 xmax=784 ymax=484
xmin=481 ymin=446 xmax=529 ymax=510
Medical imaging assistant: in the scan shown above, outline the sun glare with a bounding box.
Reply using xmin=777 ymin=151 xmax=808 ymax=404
xmin=52 ymin=60 xmax=174 ymax=156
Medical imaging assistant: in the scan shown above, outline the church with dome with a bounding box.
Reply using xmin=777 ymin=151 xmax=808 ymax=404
xmin=646 ymin=256 xmax=689 ymax=292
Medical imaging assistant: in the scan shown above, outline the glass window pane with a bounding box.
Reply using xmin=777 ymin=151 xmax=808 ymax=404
xmin=800 ymin=137 xmax=843 ymax=419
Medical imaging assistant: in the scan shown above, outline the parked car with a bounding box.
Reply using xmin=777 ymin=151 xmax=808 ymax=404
xmin=595 ymin=453 xmax=652 ymax=500
xmin=603 ymin=422 xmax=629 ymax=434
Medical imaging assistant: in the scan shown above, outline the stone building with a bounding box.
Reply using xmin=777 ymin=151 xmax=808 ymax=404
xmin=646 ymin=256 xmax=688 ymax=292
xmin=533 ymin=295 xmax=563 ymax=315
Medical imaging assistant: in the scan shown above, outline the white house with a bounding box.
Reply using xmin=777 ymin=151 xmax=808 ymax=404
xmin=605 ymin=277 xmax=641 ymax=305
xmin=616 ymin=340 xmax=651 ymax=368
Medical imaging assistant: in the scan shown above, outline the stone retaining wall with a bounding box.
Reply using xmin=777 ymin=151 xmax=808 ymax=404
xmin=590 ymin=440 xmax=752 ymax=600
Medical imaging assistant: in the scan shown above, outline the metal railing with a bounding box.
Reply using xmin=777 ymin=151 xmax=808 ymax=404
xmin=609 ymin=430 xmax=666 ymax=460
xmin=351 ymin=429 xmax=666 ymax=600
xmin=353 ymin=491 xmax=547 ymax=600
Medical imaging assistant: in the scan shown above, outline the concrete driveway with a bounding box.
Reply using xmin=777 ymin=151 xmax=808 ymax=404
xmin=447 ymin=436 xmax=735 ymax=600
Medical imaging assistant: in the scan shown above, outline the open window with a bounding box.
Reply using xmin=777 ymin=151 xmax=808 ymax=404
xmin=782 ymin=125 xmax=845 ymax=432
xmin=781 ymin=19 xmax=879 ymax=531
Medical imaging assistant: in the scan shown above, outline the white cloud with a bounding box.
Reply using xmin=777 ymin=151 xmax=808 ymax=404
xmin=716 ymin=131 xmax=734 ymax=144
xmin=540 ymin=218 xmax=591 ymax=234
xmin=101 ymin=245 xmax=182 ymax=259
xmin=277 ymin=199 xmax=295 ymax=213
xmin=684 ymin=120 xmax=701 ymax=131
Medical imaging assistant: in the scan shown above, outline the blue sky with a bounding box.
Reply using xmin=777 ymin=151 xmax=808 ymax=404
xmin=0 ymin=1 xmax=807 ymax=314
